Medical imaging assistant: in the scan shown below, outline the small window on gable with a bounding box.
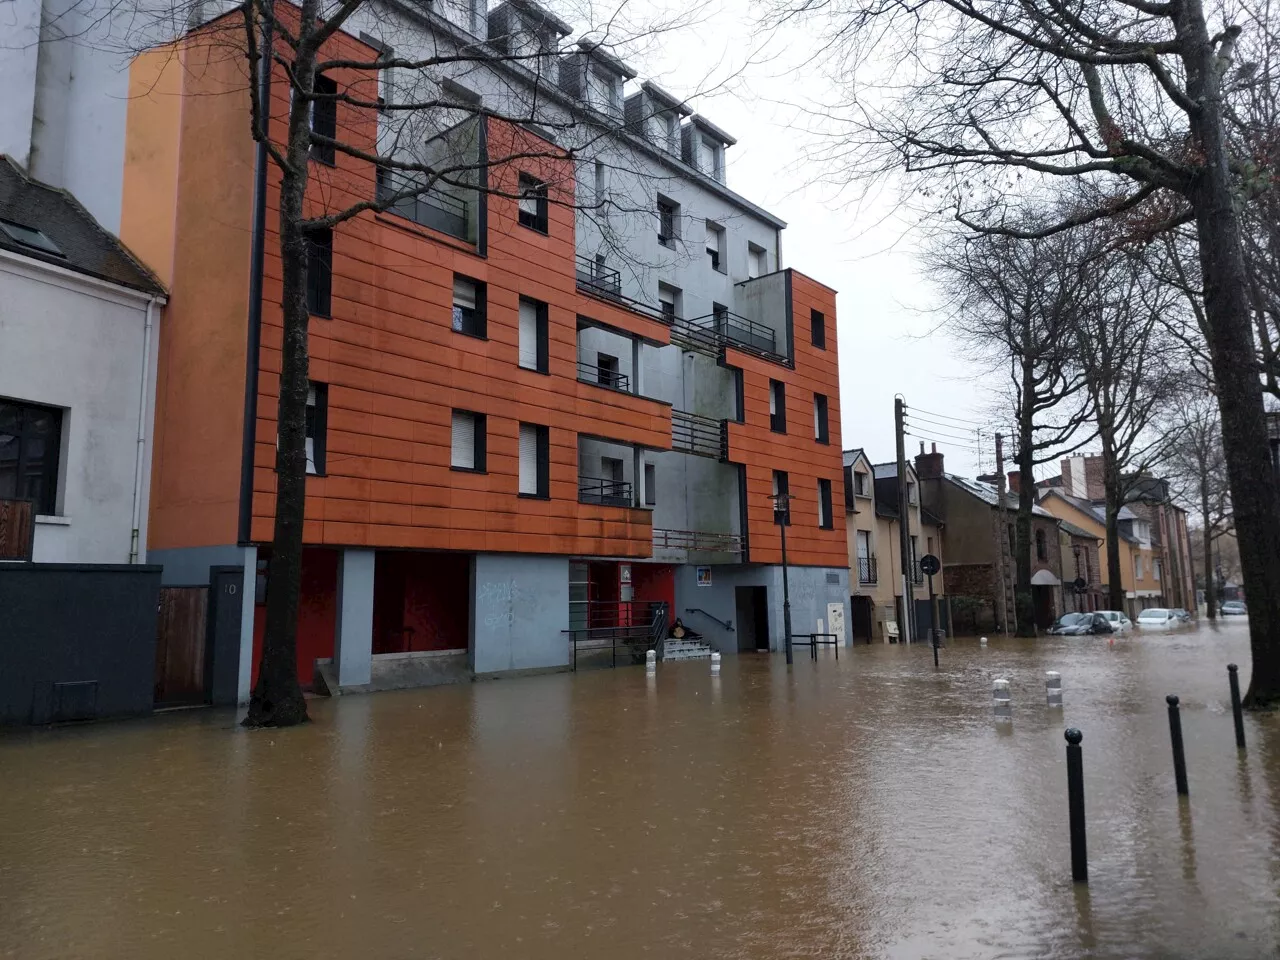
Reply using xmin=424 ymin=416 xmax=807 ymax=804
xmin=452 ymin=274 xmax=486 ymax=338
xmin=310 ymin=73 xmax=337 ymax=165
xmin=811 ymin=309 xmax=826 ymax=349
xmin=518 ymin=173 xmax=548 ymax=233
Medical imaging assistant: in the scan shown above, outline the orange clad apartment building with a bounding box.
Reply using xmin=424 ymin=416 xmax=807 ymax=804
xmin=118 ymin=2 xmax=849 ymax=700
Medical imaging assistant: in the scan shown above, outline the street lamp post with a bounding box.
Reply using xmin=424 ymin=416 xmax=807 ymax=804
xmin=770 ymin=491 xmax=794 ymax=665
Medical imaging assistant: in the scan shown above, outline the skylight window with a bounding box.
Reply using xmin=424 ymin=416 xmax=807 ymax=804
xmin=0 ymin=219 xmax=63 ymax=257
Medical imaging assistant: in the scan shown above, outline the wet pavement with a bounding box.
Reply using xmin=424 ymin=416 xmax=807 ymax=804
xmin=2 ymin=621 xmax=1279 ymax=959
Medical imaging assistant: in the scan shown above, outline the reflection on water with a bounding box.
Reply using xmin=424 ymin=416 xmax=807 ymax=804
xmin=2 ymin=623 xmax=1279 ymax=959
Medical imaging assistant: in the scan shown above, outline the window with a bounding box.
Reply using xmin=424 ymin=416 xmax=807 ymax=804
xmin=452 ymin=275 xmax=485 ymax=338
xmin=698 ymin=135 xmax=720 ymax=178
xmin=658 ymin=283 xmax=679 ymax=323
xmin=1154 ymin=558 xmax=1163 ymax=581
xmin=657 ymin=197 xmax=678 ymax=246
xmin=818 ymin=478 xmax=833 ymax=529
xmin=814 ymin=393 xmax=829 ymax=444
xmin=305 ymin=383 xmax=328 ymax=475
xmin=811 ymin=309 xmax=826 ymax=349
xmin=748 ymin=243 xmax=766 ymax=279
xmin=854 ymin=470 xmax=869 ymax=497
xmin=644 ymin=462 xmax=656 ymax=506
xmin=596 ymin=353 xmax=621 ymax=389
xmin=0 ymin=399 xmax=62 ymax=515
xmin=1035 ymin=528 xmax=1047 ymax=562
xmin=587 ymin=68 xmax=619 ymax=114
xmin=306 ymin=228 xmax=332 ymax=318
xmin=1135 ymin=555 xmax=1143 ymax=581
xmin=856 ymin=530 xmax=871 ymax=559
xmin=309 ymin=73 xmax=337 ymax=165
xmin=0 ymin=219 xmax=63 ymax=257
xmin=518 ymin=423 xmax=549 ymax=498
xmin=601 ymin=456 xmax=625 ymax=500
xmin=593 ymin=161 xmax=608 ymax=206
xmin=450 ymin=409 xmax=486 ymax=472
xmin=907 ymin=481 xmax=917 ymax=504
xmin=518 ymin=297 xmax=548 ymax=373
xmin=705 ymin=221 xmax=725 ymax=272
xmin=769 ymin=380 xmax=786 ymax=433
xmin=518 ymin=173 xmax=548 ymax=233
xmin=772 ymin=470 xmax=790 ymax=525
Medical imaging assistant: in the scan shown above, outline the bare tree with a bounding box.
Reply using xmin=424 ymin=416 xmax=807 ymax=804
xmin=776 ymin=0 xmax=1280 ymax=704
xmin=927 ymin=225 xmax=1093 ymax=634
xmin=1162 ymin=390 xmax=1233 ymax=616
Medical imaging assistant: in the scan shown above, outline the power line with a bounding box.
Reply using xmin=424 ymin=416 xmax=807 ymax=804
xmin=907 ymin=412 xmax=990 ymax=436
xmin=906 ymin=431 xmax=984 ymax=454
xmin=905 ymin=420 xmax=984 ymax=446
xmin=909 ymin=406 xmax=986 ymax=428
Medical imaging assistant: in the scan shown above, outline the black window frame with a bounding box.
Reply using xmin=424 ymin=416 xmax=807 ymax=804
xmin=773 ymin=469 xmax=791 ymax=526
xmin=810 ymin=308 xmax=826 ymax=349
xmin=519 ymin=296 xmax=549 ymax=374
xmin=818 ymin=478 xmax=834 ymax=529
xmin=310 ymin=73 xmax=337 ymax=166
xmin=769 ymin=379 xmax=786 ymax=434
xmin=644 ymin=462 xmax=656 ymax=506
xmin=0 ymin=398 xmax=63 ymax=516
xmin=306 ymin=228 xmax=333 ymax=318
xmin=517 ymin=172 xmax=549 ymax=233
xmin=450 ymin=409 xmax=487 ymax=474
xmin=706 ymin=220 xmax=725 ymax=273
xmin=518 ymin=422 xmax=550 ymax=499
xmin=597 ymin=352 xmax=621 ymax=389
xmin=1036 ymin=527 xmax=1048 ymax=562
xmin=451 ymin=273 xmax=487 ymax=339
xmin=657 ymin=197 xmax=677 ymax=246
xmin=814 ymin=393 xmax=829 ymax=444
xmin=305 ymin=382 xmax=328 ymax=476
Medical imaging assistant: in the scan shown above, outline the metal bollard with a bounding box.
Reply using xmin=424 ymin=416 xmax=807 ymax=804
xmin=993 ymin=678 xmax=1011 ymax=719
xmin=646 ymin=649 xmax=656 ymax=674
xmin=1065 ymin=728 xmax=1088 ymax=884
xmin=980 ymin=636 xmax=988 ymax=647
xmin=1167 ymin=695 xmax=1189 ymax=797
xmin=1046 ymin=671 xmax=1063 ymax=707
xmin=710 ymin=651 xmax=721 ymax=675
xmin=1228 ymin=664 xmax=1246 ymax=750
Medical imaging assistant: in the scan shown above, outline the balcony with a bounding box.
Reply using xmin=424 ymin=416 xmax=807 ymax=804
xmin=577 ymin=359 xmax=630 ymax=393
xmin=579 ymin=475 xmax=633 ymax=507
xmin=575 ymin=256 xmax=671 ymax=324
xmin=377 ymin=169 xmax=472 ymax=242
xmin=671 ymin=410 xmax=728 ymax=460
xmin=671 ymin=310 xmax=788 ymax=365
xmin=653 ymin=528 xmax=744 ymax=555
xmin=857 ymin=556 xmax=877 ymax=585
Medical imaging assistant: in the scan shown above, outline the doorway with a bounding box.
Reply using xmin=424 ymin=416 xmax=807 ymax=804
xmin=735 ymin=586 xmax=770 ymax=652
xmin=850 ymin=595 xmax=874 ymax=643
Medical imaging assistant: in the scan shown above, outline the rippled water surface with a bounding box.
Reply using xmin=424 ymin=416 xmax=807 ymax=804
xmin=3 ymin=622 xmax=1279 ymax=959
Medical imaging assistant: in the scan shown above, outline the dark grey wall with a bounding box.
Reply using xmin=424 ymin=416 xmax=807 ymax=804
xmin=0 ymin=564 xmax=161 ymax=724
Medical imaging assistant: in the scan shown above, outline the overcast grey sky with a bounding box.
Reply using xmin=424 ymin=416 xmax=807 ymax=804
xmin=628 ymin=0 xmax=996 ymax=477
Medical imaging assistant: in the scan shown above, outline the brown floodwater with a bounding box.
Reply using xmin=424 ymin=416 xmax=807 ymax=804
xmin=2 ymin=621 xmax=1279 ymax=959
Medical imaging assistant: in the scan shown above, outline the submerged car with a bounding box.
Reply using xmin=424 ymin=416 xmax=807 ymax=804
xmin=1221 ymin=601 xmax=1247 ymax=615
xmin=1097 ymin=610 xmax=1132 ymax=634
xmin=1048 ymin=612 xmax=1114 ymax=636
xmin=1137 ymin=608 xmax=1180 ymax=628
xmin=1172 ymin=608 xmax=1192 ymax=622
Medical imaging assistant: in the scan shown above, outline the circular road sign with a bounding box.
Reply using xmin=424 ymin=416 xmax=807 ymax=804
xmin=920 ymin=554 xmax=941 ymax=577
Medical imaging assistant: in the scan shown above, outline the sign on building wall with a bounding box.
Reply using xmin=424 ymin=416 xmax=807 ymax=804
xmin=696 ymin=567 xmax=712 ymax=586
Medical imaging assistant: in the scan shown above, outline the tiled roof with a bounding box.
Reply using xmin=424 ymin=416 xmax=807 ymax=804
xmin=946 ymin=473 xmax=1055 ymax=517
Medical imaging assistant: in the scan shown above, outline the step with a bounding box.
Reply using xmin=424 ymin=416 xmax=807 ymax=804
xmin=663 ymin=640 xmax=713 ymax=660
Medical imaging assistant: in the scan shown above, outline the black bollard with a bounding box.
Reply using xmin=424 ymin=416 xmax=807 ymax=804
xmin=1228 ymin=664 xmax=1246 ymax=751
xmin=1167 ymin=695 xmax=1189 ymax=797
xmin=1065 ymin=728 xmax=1087 ymax=884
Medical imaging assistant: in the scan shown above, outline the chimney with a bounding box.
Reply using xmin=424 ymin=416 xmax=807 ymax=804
xmin=914 ymin=442 xmax=945 ymax=481
xmin=1007 ymin=471 xmax=1021 ymax=495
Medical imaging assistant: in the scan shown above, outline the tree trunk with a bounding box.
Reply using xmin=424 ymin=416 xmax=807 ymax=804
xmin=1098 ymin=431 xmax=1125 ymax=613
xmin=244 ymin=52 xmax=315 ymax=728
xmin=1014 ymin=388 xmax=1036 ymax=635
xmin=1179 ymin=0 xmax=1280 ymax=707
xmin=1201 ymin=483 xmax=1217 ymax=620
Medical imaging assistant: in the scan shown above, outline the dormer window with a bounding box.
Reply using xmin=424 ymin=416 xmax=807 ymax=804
xmin=587 ymin=68 xmax=619 ymax=115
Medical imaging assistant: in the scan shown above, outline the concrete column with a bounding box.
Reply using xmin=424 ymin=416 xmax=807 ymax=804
xmin=631 ymin=338 xmax=644 ymax=396
xmin=633 ymin=446 xmax=643 ymax=507
xmin=236 ymin=545 xmax=258 ymax=704
xmin=335 ymin=548 xmax=375 ymax=687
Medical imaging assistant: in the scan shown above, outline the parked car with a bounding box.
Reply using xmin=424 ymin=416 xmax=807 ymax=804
xmin=1137 ymin=608 xmax=1180 ymax=628
xmin=1172 ymin=608 xmax=1192 ymax=622
xmin=1097 ymin=610 xmax=1132 ymax=634
xmin=1222 ymin=601 xmax=1248 ymax=616
xmin=1048 ymin=612 xmax=1113 ymax=636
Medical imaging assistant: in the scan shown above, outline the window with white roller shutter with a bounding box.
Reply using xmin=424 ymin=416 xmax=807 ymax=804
xmin=451 ymin=409 xmax=485 ymax=471
xmin=519 ymin=424 xmax=538 ymax=494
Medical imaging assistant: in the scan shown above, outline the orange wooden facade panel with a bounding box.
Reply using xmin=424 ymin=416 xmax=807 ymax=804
xmin=725 ymin=271 xmax=846 ymax=568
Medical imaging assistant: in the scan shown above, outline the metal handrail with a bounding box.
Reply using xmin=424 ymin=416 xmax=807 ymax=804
xmin=857 ymin=556 xmax=878 ymax=585
xmin=574 ymin=255 xmax=671 ymax=324
xmin=377 ymin=169 xmax=471 ymax=240
xmin=685 ymin=310 xmax=778 ymax=356
xmin=568 ymin=600 xmax=669 ymax=669
xmin=579 ymin=475 xmax=632 ymax=507
xmin=577 ymin=360 xmax=630 ymax=392
xmin=792 ymin=632 xmax=840 ymax=661
xmin=685 ymin=607 xmax=734 ymax=631
xmin=653 ymin=528 xmax=744 ymax=553
xmin=671 ymin=409 xmax=727 ymax=460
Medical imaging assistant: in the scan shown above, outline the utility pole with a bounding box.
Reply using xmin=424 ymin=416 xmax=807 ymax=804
xmin=994 ymin=432 xmax=1013 ymax=636
xmin=895 ymin=396 xmax=914 ymax=643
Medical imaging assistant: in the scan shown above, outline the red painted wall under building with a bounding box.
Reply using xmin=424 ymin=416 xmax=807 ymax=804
xmin=252 ymin=547 xmax=338 ymax=688
xmin=373 ymin=551 xmax=470 ymax=653
xmin=631 ymin=564 xmax=676 ymax=616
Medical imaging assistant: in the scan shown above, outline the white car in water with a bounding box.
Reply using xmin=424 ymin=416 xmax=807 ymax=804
xmin=1097 ymin=610 xmax=1132 ymax=634
xmin=1137 ymin=608 xmax=1181 ymax=629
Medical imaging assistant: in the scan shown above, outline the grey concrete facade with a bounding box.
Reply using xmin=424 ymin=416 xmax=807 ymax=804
xmin=336 ymin=549 xmax=376 ymax=687
xmin=472 ymin=554 xmax=571 ymax=675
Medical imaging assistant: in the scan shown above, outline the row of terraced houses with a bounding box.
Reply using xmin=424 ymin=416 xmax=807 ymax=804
xmin=0 ymin=0 xmax=847 ymax=717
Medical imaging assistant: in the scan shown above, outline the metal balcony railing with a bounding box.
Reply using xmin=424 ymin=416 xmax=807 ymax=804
xmin=577 ymin=359 xmax=630 ymax=392
xmin=653 ymin=528 xmax=744 ymax=554
xmin=671 ymin=310 xmax=788 ymax=365
xmin=568 ymin=600 xmax=670 ymax=670
xmin=671 ymin=410 xmax=728 ymax=460
xmin=574 ymin=256 xmax=670 ymax=324
xmin=579 ymin=476 xmax=633 ymax=507
xmin=857 ymin=556 xmax=877 ymax=585
xmin=376 ymin=169 xmax=471 ymax=242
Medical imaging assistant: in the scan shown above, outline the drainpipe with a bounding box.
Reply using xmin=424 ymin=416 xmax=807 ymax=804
xmin=129 ymin=295 xmax=161 ymax=563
